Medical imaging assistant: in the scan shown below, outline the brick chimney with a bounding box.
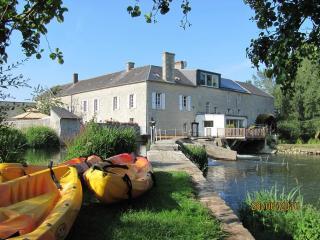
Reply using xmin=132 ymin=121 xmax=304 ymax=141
xmin=162 ymin=52 xmax=175 ymax=82
xmin=175 ymin=61 xmax=187 ymax=69
xmin=126 ymin=62 xmax=135 ymax=72
xmin=73 ymin=73 xmax=78 ymax=84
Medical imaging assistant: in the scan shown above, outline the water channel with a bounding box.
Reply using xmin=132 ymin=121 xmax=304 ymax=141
xmin=23 ymin=147 xmax=320 ymax=214
xmin=207 ymin=154 xmax=320 ymax=213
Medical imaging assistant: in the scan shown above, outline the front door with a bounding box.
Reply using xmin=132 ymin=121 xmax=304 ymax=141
xmin=205 ymin=128 xmax=212 ymax=137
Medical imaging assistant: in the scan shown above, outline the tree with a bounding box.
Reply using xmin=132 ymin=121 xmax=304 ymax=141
xmin=0 ymin=0 xmax=67 ymax=64
xmin=31 ymin=85 xmax=63 ymax=115
xmin=127 ymin=0 xmax=191 ymax=28
xmin=244 ymin=0 xmax=320 ymax=92
xmin=0 ymin=60 xmax=29 ymax=125
xmin=251 ymin=70 xmax=275 ymax=95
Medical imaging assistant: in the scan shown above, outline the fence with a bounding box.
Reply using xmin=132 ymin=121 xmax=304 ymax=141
xmin=155 ymin=128 xmax=188 ymax=141
xmin=217 ymin=127 xmax=267 ymax=139
xmin=6 ymin=118 xmax=51 ymax=129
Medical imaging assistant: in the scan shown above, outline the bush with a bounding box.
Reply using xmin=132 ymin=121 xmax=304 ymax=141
xmin=25 ymin=126 xmax=60 ymax=148
xmin=307 ymin=138 xmax=320 ymax=144
xmin=0 ymin=127 xmax=27 ymax=162
xmin=66 ymin=122 xmax=137 ymax=159
xmin=177 ymin=141 xmax=208 ymax=172
xmin=277 ymin=120 xmax=302 ymax=143
xmin=239 ymin=186 xmax=320 ymax=240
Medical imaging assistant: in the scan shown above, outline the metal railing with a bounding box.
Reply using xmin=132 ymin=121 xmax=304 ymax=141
xmin=155 ymin=128 xmax=188 ymax=141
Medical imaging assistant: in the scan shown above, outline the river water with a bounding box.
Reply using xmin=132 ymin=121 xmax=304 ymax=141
xmin=206 ymin=154 xmax=320 ymax=213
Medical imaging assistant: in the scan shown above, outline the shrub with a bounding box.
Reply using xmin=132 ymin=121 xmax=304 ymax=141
xmin=25 ymin=126 xmax=60 ymax=148
xmin=177 ymin=141 xmax=208 ymax=172
xmin=277 ymin=120 xmax=302 ymax=143
xmin=66 ymin=122 xmax=137 ymax=159
xmin=307 ymin=138 xmax=320 ymax=144
xmin=239 ymin=186 xmax=320 ymax=240
xmin=0 ymin=126 xmax=27 ymax=163
xmin=296 ymin=138 xmax=304 ymax=144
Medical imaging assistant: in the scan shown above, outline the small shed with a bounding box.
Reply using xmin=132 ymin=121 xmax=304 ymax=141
xmin=50 ymin=107 xmax=81 ymax=143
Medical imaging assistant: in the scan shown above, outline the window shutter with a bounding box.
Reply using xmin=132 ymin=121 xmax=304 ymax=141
xmin=133 ymin=94 xmax=137 ymax=109
xmin=179 ymin=95 xmax=183 ymax=111
xmin=152 ymin=92 xmax=156 ymax=109
xmin=161 ymin=93 xmax=165 ymax=110
xmin=187 ymin=96 xmax=192 ymax=111
xmin=117 ymin=97 xmax=120 ymax=110
xmin=128 ymin=95 xmax=130 ymax=109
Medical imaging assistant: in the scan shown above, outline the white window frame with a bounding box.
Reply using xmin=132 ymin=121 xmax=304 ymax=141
xmin=179 ymin=95 xmax=192 ymax=111
xmin=199 ymin=72 xmax=219 ymax=88
xmin=93 ymin=98 xmax=99 ymax=113
xmin=128 ymin=93 xmax=136 ymax=109
xmin=113 ymin=96 xmax=120 ymax=111
xmin=155 ymin=93 xmax=161 ymax=109
xmin=152 ymin=92 xmax=165 ymax=110
xmin=82 ymin=100 xmax=88 ymax=113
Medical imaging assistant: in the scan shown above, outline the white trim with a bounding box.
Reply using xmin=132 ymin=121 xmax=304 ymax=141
xmin=93 ymin=98 xmax=99 ymax=113
xmin=161 ymin=93 xmax=165 ymax=110
xmin=187 ymin=96 xmax=192 ymax=111
xmin=151 ymin=92 xmax=156 ymax=109
xmin=179 ymin=95 xmax=183 ymax=111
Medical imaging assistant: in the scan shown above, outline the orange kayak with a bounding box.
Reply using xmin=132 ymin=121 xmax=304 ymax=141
xmin=83 ymin=153 xmax=154 ymax=204
xmin=0 ymin=155 xmax=102 ymax=183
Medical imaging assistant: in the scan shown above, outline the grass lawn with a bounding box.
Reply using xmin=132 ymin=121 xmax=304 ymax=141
xmin=69 ymin=171 xmax=225 ymax=240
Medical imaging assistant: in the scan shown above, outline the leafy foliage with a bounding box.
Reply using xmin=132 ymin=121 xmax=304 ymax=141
xmin=127 ymin=0 xmax=192 ymax=29
xmin=0 ymin=0 xmax=67 ymax=64
xmin=0 ymin=60 xmax=29 ymax=124
xmin=24 ymin=126 xmax=60 ymax=148
xmin=177 ymin=141 xmax=208 ymax=172
xmin=244 ymin=0 xmax=320 ymax=91
xmin=31 ymin=85 xmax=63 ymax=115
xmin=0 ymin=126 xmax=27 ymax=162
xmin=251 ymin=70 xmax=275 ymax=95
xmin=239 ymin=186 xmax=320 ymax=240
xmin=273 ymin=58 xmax=320 ymax=142
xmin=66 ymin=122 xmax=137 ymax=159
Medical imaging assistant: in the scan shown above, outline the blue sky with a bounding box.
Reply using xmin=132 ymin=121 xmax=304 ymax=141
xmin=6 ymin=1 xmax=260 ymax=101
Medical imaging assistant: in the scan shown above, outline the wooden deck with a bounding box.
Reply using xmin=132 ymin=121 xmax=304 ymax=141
xmin=217 ymin=127 xmax=267 ymax=139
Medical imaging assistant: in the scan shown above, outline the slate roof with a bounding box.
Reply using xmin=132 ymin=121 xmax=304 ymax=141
xmin=51 ymin=106 xmax=80 ymax=119
xmin=236 ymin=81 xmax=273 ymax=98
xmin=57 ymin=65 xmax=272 ymax=98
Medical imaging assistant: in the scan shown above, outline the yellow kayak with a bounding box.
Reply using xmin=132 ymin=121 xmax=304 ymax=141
xmin=0 ymin=165 xmax=82 ymax=239
xmin=83 ymin=153 xmax=154 ymax=204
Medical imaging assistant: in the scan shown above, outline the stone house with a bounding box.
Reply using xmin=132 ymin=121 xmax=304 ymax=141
xmin=57 ymin=52 xmax=274 ymax=137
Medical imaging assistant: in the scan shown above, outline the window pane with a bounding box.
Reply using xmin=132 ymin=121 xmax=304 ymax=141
xmin=204 ymin=121 xmax=213 ymax=127
xmin=212 ymin=75 xmax=219 ymax=87
xmin=207 ymin=74 xmax=213 ymax=86
xmin=200 ymin=73 xmax=206 ymax=85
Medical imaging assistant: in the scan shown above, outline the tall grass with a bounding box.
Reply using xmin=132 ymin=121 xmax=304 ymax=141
xmin=239 ymin=185 xmax=320 ymax=240
xmin=24 ymin=126 xmax=60 ymax=148
xmin=0 ymin=126 xmax=27 ymax=163
xmin=66 ymin=122 xmax=137 ymax=159
xmin=177 ymin=141 xmax=208 ymax=172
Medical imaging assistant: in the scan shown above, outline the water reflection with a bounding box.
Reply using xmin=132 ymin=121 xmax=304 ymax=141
xmin=23 ymin=148 xmax=67 ymax=165
xmin=207 ymin=154 xmax=320 ymax=213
